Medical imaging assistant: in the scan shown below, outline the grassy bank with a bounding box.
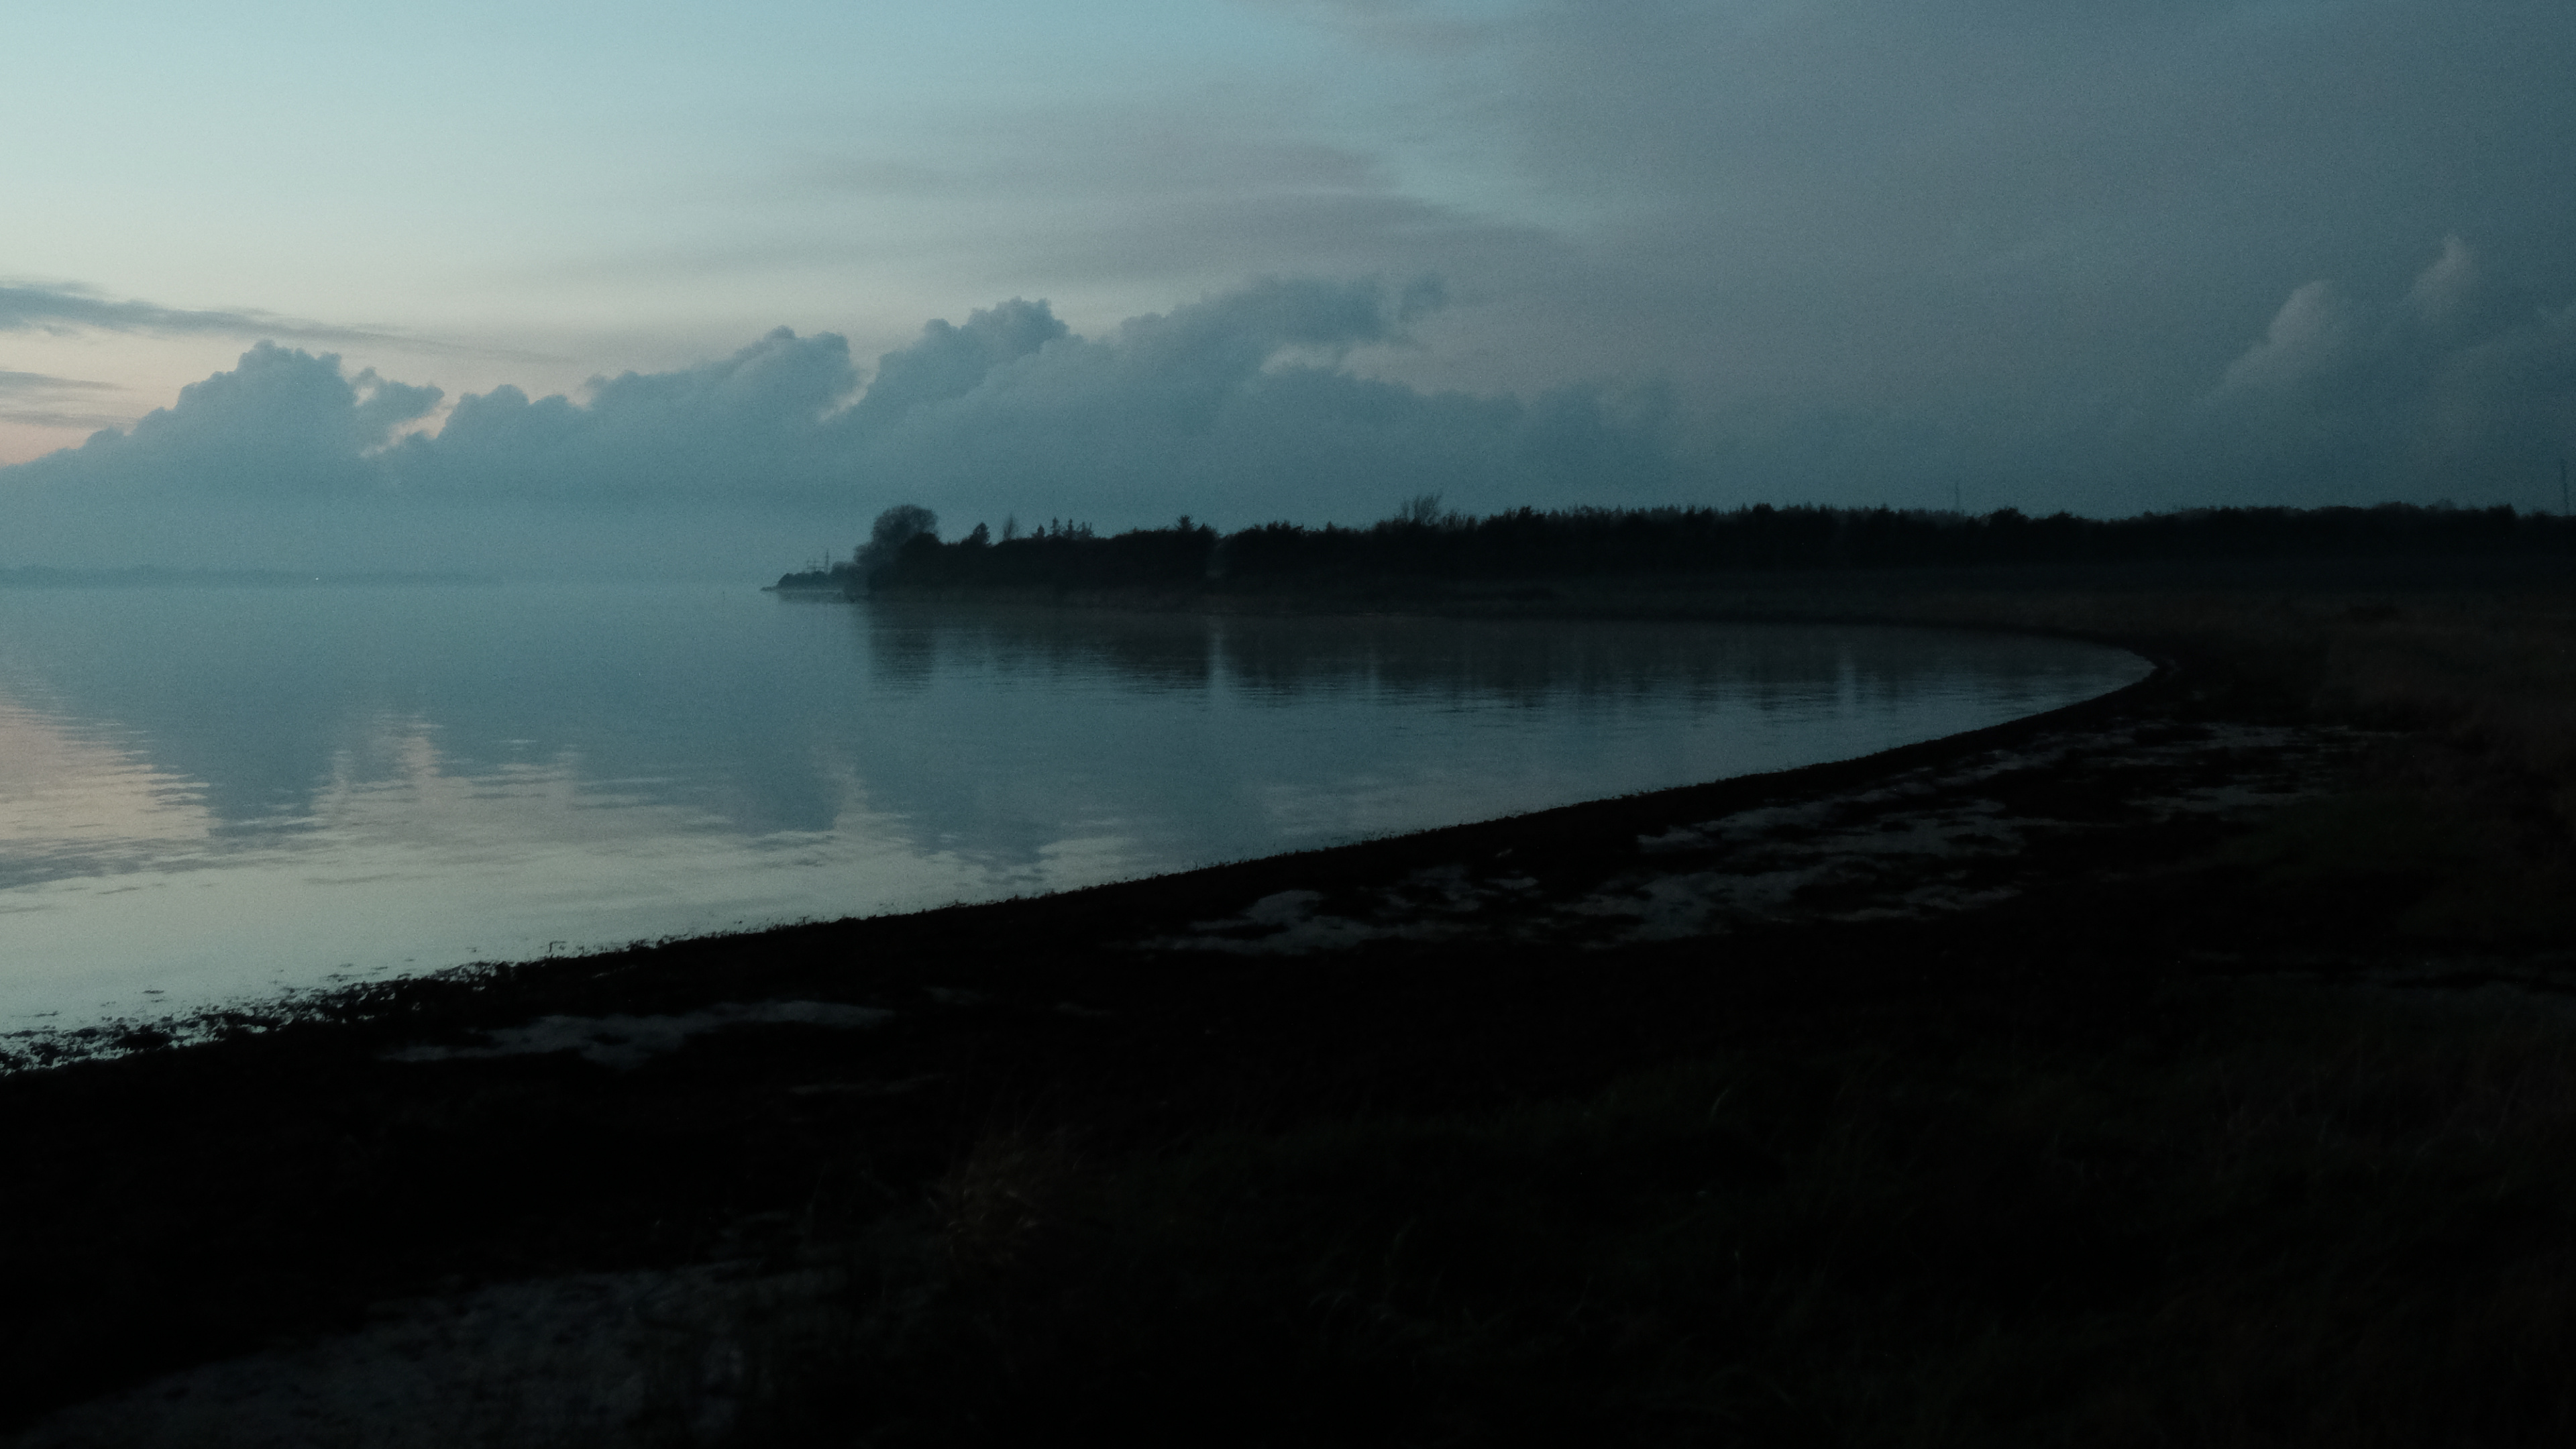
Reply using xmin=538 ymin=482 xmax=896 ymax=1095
xmin=745 ymin=983 xmax=2576 ymax=1446
xmin=9 ymin=562 xmax=2576 ymax=1446
xmin=1825 ymin=572 xmax=2576 ymax=945
xmin=692 ymin=566 xmax=2576 ymax=1446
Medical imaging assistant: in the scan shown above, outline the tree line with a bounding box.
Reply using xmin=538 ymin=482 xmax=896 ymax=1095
xmin=773 ymin=498 xmax=2576 ymax=594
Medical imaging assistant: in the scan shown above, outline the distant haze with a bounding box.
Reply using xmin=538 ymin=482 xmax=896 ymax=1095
xmin=3 ymin=1 xmax=2571 ymax=575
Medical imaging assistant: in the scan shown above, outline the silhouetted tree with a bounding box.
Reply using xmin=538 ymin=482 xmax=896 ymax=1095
xmin=853 ymin=504 xmax=938 ymax=581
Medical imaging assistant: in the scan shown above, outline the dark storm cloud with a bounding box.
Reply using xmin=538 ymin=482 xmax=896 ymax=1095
xmin=1656 ymin=235 xmax=2576 ymax=513
xmin=1491 ymin=0 xmax=2576 ymax=270
xmin=1275 ymin=0 xmax=2576 ymax=511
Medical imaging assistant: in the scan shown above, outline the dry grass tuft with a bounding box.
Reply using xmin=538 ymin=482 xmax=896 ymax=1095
xmin=927 ymin=1129 xmax=1083 ymax=1277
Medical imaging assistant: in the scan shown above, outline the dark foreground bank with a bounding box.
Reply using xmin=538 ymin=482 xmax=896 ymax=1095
xmin=8 ymin=565 xmax=2576 ymax=1446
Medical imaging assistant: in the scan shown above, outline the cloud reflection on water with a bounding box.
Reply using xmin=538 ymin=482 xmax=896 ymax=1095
xmin=0 ymin=583 xmax=2145 ymax=1026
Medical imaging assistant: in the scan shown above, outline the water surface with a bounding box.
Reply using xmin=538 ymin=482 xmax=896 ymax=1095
xmin=0 ymin=582 xmax=2148 ymax=1030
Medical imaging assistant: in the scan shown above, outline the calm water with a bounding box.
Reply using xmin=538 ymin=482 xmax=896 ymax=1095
xmin=0 ymin=582 xmax=2148 ymax=1030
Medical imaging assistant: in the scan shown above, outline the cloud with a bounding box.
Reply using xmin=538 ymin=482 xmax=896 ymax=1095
xmin=633 ymin=91 xmax=1566 ymax=306
xmin=395 ymin=327 xmax=862 ymax=503
xmin=831 ymin=276 xmax=1687 ymax=522
xmin=9 ymin=341 xmax=441 ymax=499
xmin=2194 ymin=238 xmax=2576 ymax=499
xmin=1191 ymin=0 xmax=2576 ymax=474
xmin=0 ymin=368 xmax=116 ymax=393
xmin=0 ymin=279 xmax=561 ymax=362
xmin=0 ymin=277 xmax=1701 ymax=573
xmin=1647 ymin=236 xmax=2576 ymax=513
xmin=0 ymin=280 xmax=407 ymax=347
xmin=2215 ymin=281 xmax=2361 ymax=398
xmin=0 ymin=368 xmax=127 ymax=431
xmin=6 ymin=252 xmax=2572 ymax=578
xmin=839 ymin=298 xmax=1065 ymax=427
xmin=386 ymin=276 xmax=1685 ymax=523
xmin=2405 ymin=235 xmax=2483 ymax=331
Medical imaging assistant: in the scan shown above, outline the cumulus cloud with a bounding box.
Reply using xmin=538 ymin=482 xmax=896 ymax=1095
xmin=398 ymin=327 xmax=861 ymax=503
xmin=0 ymin=277 xmax=1697 ymax=574
xmin=832 ymin=276 xmax=1682 ymax=523
xmin=2406 ymin=235 xmax=2483 ymax=332
xmin=6 ymin=253 xmax=2571 ymax=577
xmin=11 ymin=342 xmax=441 ymax=500
xmin=2195 ymin=238 xmax=2576 ymax=500
xmin=2215 ymin=281 xmax=2362 ymax=398
xmin=370 ymin=274 xmax=1685 ymax=527
xmin=838 ymin=298 xmax=1064 ymax=428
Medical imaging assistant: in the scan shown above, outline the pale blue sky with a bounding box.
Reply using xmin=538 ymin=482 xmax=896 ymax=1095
xmin=5 ymin=0 xmax=2574 ymax=569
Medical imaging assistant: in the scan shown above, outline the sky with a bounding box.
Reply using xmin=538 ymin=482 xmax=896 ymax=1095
xmin=4 ymin=0 xmax=2573 ymax=576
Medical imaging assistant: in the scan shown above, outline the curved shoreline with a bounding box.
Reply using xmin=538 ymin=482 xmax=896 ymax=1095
xmin=5 ymin=598 xmax=2153 ymax=1062
xmin=210 ymin=623 xmax=2173 ymax=1049
xmin=12 ymin=569 xmax=2573 ymax=1440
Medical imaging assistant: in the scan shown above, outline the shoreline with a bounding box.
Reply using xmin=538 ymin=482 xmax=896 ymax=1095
xmin=9 ymin=570 xmax=2576 ymax=1443
xmin=2 ymin=597 xmax=2151 ymax=1067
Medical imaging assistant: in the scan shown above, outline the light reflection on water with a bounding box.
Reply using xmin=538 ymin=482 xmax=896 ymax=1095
xmin=0 ymin=582 xmax=2149 ymax=1028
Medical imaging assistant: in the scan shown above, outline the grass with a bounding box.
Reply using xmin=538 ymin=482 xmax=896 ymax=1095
xmin=733 ymin=983 xmax=2576 ymax=1446
xmin=1996 ymin=587 xmax=2576 ymax=939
